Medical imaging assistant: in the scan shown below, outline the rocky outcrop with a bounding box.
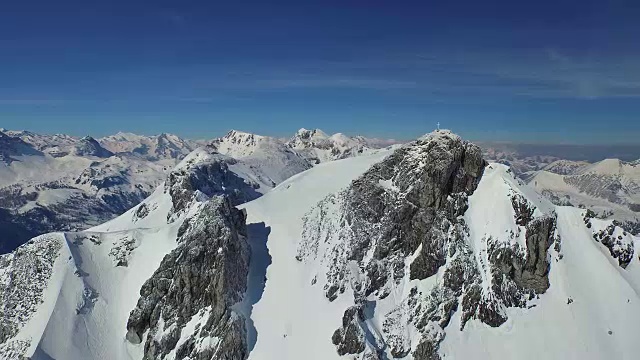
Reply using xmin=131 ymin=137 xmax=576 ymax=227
xmin=520 ymin=216 xmax=556 ymax=292
xmin=298 ymin=131 xmax=488 ymax=359
xmin=584 ymin=211 xmax=635 ymax=268
xmin=511 ymin=193 xmax=535 ymax=226
xmin=125 ymin=196 xmax=250 ymax=360
xmin=0 ymin=234 xmax=62 ymax=356
xmin=298 ymin=131 xmax=567 ymax=359
xmin=165 ymin=153 xmax=261 ymax=221
xmin=331 ymin=305 xmax=367 ymax=356
xmin=487 ymin=215 xmax=557 ymax=307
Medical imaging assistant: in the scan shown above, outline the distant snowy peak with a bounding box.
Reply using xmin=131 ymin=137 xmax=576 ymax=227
xmin=530 ymin=157 xmax=640 ymax=228
xmin=542 ymin=159 xmax=590 ymax=175
xmin=580 ymin=158 xmax=639 ymax=176
xmin=291 ymin=128 xmax=329 ymax=142
xmin=0 ymin=129 xmax=78 ymax=155
xmin=71 ymin=136 xmax=114 ymax=158
xmin=287 ymin=127 xmax=393 ymax=164
xmin=288 ymin=128 xmax=335 ymax=150
xmin=99 ymin=132 xmax=197 ymax=160
xmin=208 ymin=130 xmax=272 ymax=158
xmin=208 ymin=130 xmax=313 ymax=186
xmin=0 ymin=131 xmax=42 ymax=163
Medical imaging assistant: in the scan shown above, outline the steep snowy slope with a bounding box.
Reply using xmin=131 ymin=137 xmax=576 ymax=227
xmin=243 ymin=130 xmax=640 ymax=359
xmin=209 ymin=130 xmax=312 ymax=186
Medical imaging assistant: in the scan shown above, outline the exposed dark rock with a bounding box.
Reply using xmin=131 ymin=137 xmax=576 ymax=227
xmin=413 ymin=335 xmax=443 ymax=360
xmin=593 ymin=224 xmax=634 ymax=268
xmin=511 ymin=193 xmax=535 ymax=226
xmin=135 ymin=203 xmax=150 ymax=219
xmin=165 ymin=154 xmax=261 ymax=221
xmin=332 ymin=305 xmax=367 ymax=356
xmin=520 ymin=216 xmax=557 ymax=292
xmin=299 ymin=131 xmax=487 ymax=358
xmin=125 ymin=196 xmax=250 ymax=360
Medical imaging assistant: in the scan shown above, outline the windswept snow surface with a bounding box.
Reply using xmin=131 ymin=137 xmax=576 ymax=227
xmin=243 ymin=158 xmax=640 ymax=359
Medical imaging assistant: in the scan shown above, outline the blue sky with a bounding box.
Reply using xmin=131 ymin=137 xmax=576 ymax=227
xmin=1 ymin=0 xmax=639 ymax=143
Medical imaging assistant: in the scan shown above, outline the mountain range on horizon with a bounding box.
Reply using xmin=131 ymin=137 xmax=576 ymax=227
xmin=1 ymin=126 xmax=639 ymax=254
xmin=0 ymin=127 xmax=401 ymax=253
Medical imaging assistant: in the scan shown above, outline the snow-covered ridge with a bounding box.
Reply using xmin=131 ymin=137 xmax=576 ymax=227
xmin=208 ymin=130 xmax=312 ymax=185
xmin=98 ymin=132 xmax=198 ymax=161
xmin=287 ymin=127 xmax=396 ymax=164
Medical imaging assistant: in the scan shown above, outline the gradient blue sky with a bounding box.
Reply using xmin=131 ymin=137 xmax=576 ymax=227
xmin=1 ymin=0 xmax=639 ymax=143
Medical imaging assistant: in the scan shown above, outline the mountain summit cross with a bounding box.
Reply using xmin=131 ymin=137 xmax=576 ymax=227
xmin=437 ymin=122 xmax=440 ymax=131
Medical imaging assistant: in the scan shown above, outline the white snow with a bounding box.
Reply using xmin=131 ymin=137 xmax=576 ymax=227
xmin=241 ymin=150 xmax=393 ymax=360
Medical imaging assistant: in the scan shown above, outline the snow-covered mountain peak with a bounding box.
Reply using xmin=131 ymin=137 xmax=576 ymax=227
xmin=208 ymin=131 xmax=313 ymax=187
xmin=580 ymin=158 xmax=628 ymax=176
xmin=99 ymin=132 xmax=196 ymax=160
xmin=71 ymin=136 xmax=114 ymax=158
xmin=286 ymin=128 xmax=391 ymax=164
xmin=224 ymin=129 xmax=267 ymax=141
xmin=0 ymin=131 xmax=42 ymax=162
xmin=243 ymin=134 xmax=640 ymax=359
xmin=212 ymin=130 xmax=270 ymax=153
xmin=418 ymin=128 xmax=460 ymax=142
xmin=294 ymin=128 xmax=329 ymax=140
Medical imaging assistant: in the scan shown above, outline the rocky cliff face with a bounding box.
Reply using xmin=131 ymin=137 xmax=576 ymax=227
xmin=298 ymin=131 xmax=562 ymax=359
xmin=126 ymin=196 xmax=249 ymax=360
xmin=165 ymin=151 xmax=261 ymax=221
